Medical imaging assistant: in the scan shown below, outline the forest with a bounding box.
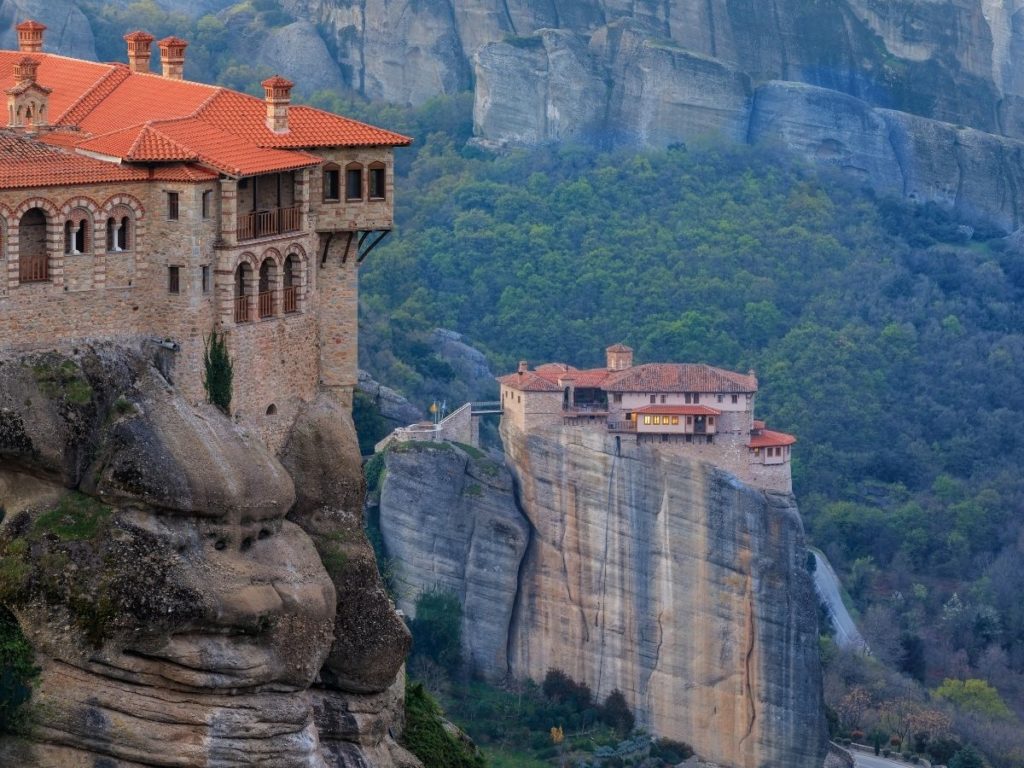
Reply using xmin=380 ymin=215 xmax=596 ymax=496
xmin=51 ymin=4 xmax=1024 ymax=763
xmin=329 ymin=93 xmax=1024 ymax=765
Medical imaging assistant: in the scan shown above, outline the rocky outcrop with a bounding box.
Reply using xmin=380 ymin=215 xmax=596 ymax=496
xmin=358 ymin=369 xmax=423 ymax=429
xmin=379 ymin=442 xmax=529 ymax=680
xmin=430 ymin=329 xmax=498 ymax=402
xmin=502 ymin=423 xmax=826 ymax=768
xmin=376 ymin=421 xmax=826 ymax=767
xmin=0 ymin=345 xmax=418 ymax=767
xmin=0 ymin=0 xmax=96 ymax=60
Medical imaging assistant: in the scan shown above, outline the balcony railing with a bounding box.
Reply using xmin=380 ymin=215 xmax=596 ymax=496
xmin=234 ymin=295 xmax=249 ymax=324
xmin=19 ymin=253 xmax=48 ymax=283
xmin=258 ymin=290 xmax=273 ymax=319
xmin=283 ymin=285 xmax=297 ymax=314
xmin=237 ymin=205 xmax=301 ymax=241
xmin=608 ymin=421 xmax=637 ymax=432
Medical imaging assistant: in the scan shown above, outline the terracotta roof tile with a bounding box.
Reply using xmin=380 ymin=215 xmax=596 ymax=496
xmin=56 ymin=64 xmax=130 ymax=125
xmin=152 ymin=118 xmax=320 ymax=175
xmin=605 ymin=363 xmax=757 ymax=394
xmin=78 ymin=123 xmax=197 ymax=161
xmin=633 ymin=405 xmax=721 ymax=416
xmin=0 ymin=51 xmax=113 ymax=119
xmin=0 ymin=128 xmax=148 ymax=189
xmin=748 ymin=430 xmax=796 ymax=448
xmin=497 ymin=371 xmax=563 ymax=392
xmin=148 ymin=163 xmax=219 ymax=182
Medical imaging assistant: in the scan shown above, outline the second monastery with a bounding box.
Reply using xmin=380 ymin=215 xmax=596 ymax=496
xmin=499 ymin=344 xmax=796 ymax=492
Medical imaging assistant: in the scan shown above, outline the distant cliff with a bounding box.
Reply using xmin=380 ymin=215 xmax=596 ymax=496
xmin=0 ymin=346 xmax=418 ymax=767
xmin=378 ymin=427 xmax=826 ymax=768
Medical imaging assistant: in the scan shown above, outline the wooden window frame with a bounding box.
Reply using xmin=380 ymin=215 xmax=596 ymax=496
xmin=345 ymin=163 xmax=363 ymax=201
xmin=323 ymin=164 xmax=340 ymax=202
xmin=167 ymin=191 xmax=179 ymax=221
xmin=368 ymin=162 xmax=386 ymax=200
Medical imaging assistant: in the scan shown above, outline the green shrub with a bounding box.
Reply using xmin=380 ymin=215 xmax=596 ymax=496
xmin=410 ymin=588 xmax=463 ymax=674
xmin=542 ymin=668 xmax=593 ymax=711
xmin=949 ymin=745 xmax=984 ymax=768
xmin=402 ymin=681 xmax=485 ymax=768
xmin=203 ymin=331 xmax=233 ymax=414
xmin=0 ymin=607 xmax=38 ymax=733
xmin=600 ymin=689 xmax=635 ymax=735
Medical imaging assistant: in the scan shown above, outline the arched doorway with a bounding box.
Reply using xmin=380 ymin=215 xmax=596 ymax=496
xmin=283 ymin=253 xmax=299 ymax=313
xmin=258 ymin=258 xmax=276 ymax=318
xmin=18 ymin=208 xmax=48 ymax=282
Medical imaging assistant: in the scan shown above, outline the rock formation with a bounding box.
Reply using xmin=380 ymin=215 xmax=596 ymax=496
xmin=376 ymin=423 xmax=826 ymax=767
xmin=0 ymin=345 xmax=419 ymax=768
xmin=378 ymin=442 xmax=529 ymax=680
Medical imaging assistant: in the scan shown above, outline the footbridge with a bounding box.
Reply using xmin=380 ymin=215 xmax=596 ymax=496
xmin=374 ymin=401 xmax=503 ymax=453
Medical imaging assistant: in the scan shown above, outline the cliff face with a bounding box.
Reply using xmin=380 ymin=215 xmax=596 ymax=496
xmin=379 ymin=443 xmax=529 ymax=680
xmin=377 ymin=426 xmax=826 ymax=768
xmin=0 ymin=346 xmax=418 ymax=768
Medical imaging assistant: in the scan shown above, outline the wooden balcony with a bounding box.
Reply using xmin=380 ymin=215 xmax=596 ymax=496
xmin=237 ymin=205 xmax=301 ymax=241
xmin=283 ymin=285 xmax=297 ymax=314
xmin=258 ymin=290 xmax=273 ymax=319
xmin=234 ymin=295 xmax=249 ymax=324
xmin=19 ymin=253 xmax=48 ymax=283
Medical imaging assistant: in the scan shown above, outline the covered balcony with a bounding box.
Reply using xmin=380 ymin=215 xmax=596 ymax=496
xmin=235 ymin=171 xmax=302 ymax=242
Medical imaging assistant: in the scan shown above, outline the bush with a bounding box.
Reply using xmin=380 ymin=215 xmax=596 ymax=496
xmin=409 ymin=588 xmax=463 ymax=674
xmin=599 ymin=689 xmax=635 ymax=735
xmin=401 ymin=681 xmax=485 ymax=768
xmin=651 ymin=738 xmax=694 ymax=763
xmin=542 ymin=668 xmax=593 ymax=712
xmin=949 ymin=745 xmax=984 ymax=768
xmin=203 ymin=331 xmax=233 ymax=413
xmin=0 ymin=607 xmax=37 ymax=733
xmin=883 ymin=748 xmax=891 ymax=757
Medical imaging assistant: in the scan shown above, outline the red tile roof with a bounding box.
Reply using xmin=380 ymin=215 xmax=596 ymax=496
xmin=633 ymin=404 xmax=721 ymax=416
xmin=0 ymin=49 xmax=412 ymax=185
xmin=0 ymin=128 xmax=149 ymax=189
xmin=748 ymin=430 xmax=796 ymax=448
xmin=149 ymin=163 xmax=219 ymax=182
xmin=497 ymin=371 xmax=563 ymax=392
xmin=605 ymin=363 xmax=757 ymax=394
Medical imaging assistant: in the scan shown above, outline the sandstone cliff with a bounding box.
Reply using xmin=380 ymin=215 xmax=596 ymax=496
xmin=0 ymin=345 xmax=419 ymax=768
xmin=377 ymin=426 xmax=826 ymax=768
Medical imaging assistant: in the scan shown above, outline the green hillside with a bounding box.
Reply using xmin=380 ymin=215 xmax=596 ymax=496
xmin=328 ymin=93 xmax=1024 ymax=765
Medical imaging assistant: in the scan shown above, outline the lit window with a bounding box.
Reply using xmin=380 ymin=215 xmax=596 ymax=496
xmin=643 ymin=415 xmax=651 ymax=425
xmin=671 ymin=416 xmax=679 ymax=425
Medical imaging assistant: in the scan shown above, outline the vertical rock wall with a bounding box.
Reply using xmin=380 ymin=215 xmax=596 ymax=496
xmin=502 ymin=423 xmax=826 ymax=768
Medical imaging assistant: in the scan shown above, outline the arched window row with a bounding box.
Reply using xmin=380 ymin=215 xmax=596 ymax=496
xmin=3 ymin=197 xmax=144 ymax=286
xmin=322 ymin=161 xmax=387 ymax=203
xmin=233 ymin=250 xmax=306 ymax=324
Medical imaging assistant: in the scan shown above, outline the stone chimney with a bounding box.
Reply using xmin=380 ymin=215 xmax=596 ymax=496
xmin=16 ymin=20 xmax=46 ymax=53
xmin=606 ymin=344 xmax=633 ymax=371
xmin=7 ymin=56 xmax=51 ymax=130
xmin=124 ymin=31 xmax=155 ymax=74
xmin=261 ymin=75 xmax=293 ymax=134
xmin=157 ymin=36 xmax=188 ymax=80
xmin=517 ymin=361 xmax=528 ymax=375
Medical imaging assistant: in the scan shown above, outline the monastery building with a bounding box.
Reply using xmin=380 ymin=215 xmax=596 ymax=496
xmin=498 ymin=344 xmax=796 ymax=492
xmin=0 ymin=21 xmax=409 ymax=449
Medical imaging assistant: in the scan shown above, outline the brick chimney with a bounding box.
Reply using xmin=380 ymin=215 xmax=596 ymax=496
xmin=605 ymin=344 xmax=633 ymax=371
xmin=13 ymin=56 xmax=40 ymax=84
xmin=261 ymin=75 xmax=293 ymax=133
xmin=16 ymin=20 xmax=46 ymax=53
xmin=124 ymin=31 xmax=155 ymax=74
xmin=157 ymin=36 xmax=188 ymax=80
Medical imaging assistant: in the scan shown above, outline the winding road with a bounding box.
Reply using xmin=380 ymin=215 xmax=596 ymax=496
xmin=812 ymin=549 xmax=868 ymax=651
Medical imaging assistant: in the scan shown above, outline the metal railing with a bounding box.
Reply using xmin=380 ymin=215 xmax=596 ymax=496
xmin=237 ymin=205 xmax=301 ymax=241
xmin=19 ymin=253 xmax=48 ymax=283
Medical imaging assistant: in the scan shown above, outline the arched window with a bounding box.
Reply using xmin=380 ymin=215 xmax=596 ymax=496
xmin=283 ymin=253 xmax=301 ymax=314
xmin=106 ymin=213 xmax=131 ymax=251
xmin=234 ymin=262 xmax=251 ymax=323
xmin=258 ymin=258 xmax=277 ymax=319
xmin=18 ymin=207 xmax=48 ymax=283
xmin=368 ymin=161 xmax=386 ymax=200
xmin=63 ymin=209 xmax=90 ymax=254
xmin=345 ymin=162 xmax=363 ymax=201
xmin=322 ymin=163 xmax=340 ymax=202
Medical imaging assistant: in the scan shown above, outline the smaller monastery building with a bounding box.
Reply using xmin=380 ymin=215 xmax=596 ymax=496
xmin=498 ymin=344 xmax=796 ymax=493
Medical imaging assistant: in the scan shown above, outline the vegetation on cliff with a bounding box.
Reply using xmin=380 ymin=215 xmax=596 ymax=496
xmin=341 ymin=93 xmax=1024 ymax=764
